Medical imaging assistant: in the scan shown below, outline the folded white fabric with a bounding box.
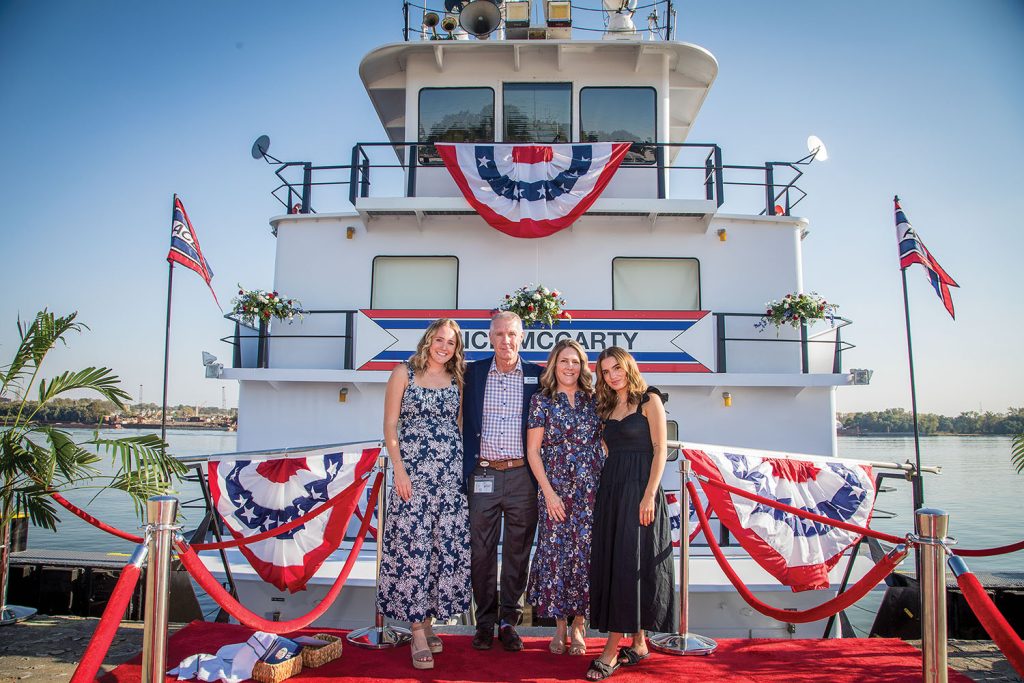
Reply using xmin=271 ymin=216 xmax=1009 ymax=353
xmin=170 ymin=631 xmax=279 ymax=683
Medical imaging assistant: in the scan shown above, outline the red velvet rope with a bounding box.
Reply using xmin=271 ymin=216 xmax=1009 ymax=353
xmin=175 ymin=472 xmax=382 ymax=634
xmin=697 ymin=476 xmax=906 ymax=546
xmin=192 ymin=473 xmax=375 ymax=550
xmin=353 ymin=506 xmax=377 ymax=540
xmin=69 ymin=561 xmax=142 ymax=683
xmin=51 ymin=492 xmax=145 ymax=544
xmin=687 ymin=482 xmax=906 ymax=623
xmin=953 ymin=539 xmax=1024 ymax=557
xmin=955 ymin=572 xmax=1024 ymax=677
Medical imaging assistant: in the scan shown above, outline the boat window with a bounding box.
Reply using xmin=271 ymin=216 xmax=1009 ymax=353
xmin=371 ymin=256 xmax=458 ymax=308
xmin=418 ymin=87 xmax=495 ymax=165
xmin=580 ymin=87 xmax=657 ymax=165
xmin=612 ymin=258 xmax=700 ymax=310
xmin=503 ymin=83 xmax=571 ymax=143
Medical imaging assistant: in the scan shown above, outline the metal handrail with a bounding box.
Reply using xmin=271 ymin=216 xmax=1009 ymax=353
xmin=713 ymin=313 xmax=855 ymax=374
xmin=221 ymin=310 xmax=358 ymax=370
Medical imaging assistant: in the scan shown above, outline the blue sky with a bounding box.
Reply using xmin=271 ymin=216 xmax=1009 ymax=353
xmin=0 ymin=0 xmax=1021 ymax=415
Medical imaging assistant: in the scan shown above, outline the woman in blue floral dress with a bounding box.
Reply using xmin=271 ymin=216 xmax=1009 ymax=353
xmin=526 ymin=339 xmax=604 ymax=656
xmin=377 ymin=319 xmax=470 ymax=671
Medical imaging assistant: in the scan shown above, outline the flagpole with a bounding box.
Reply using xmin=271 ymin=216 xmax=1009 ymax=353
xmin=899 ymin=266 xmax=925 ymax=512
xmin=160 ymin=195 xmax=177 ymax=456
xmin=895 ymin=195 xmax=925 ymax=513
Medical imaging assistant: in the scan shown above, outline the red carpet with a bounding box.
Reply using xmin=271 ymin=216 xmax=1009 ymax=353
xmin=102 ymin=621 xmax=973 ymax=682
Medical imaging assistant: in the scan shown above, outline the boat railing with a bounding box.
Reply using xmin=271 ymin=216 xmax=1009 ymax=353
xmin=261 ymin=141 xmax=811 ymax=218
xmin=220 ymin=309 xmax=854 ymax=375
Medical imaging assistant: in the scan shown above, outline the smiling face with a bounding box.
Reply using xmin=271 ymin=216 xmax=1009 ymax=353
xmin=489 ymin=314 xmax=523 ymax=368
xmin=554 ymin=346 xmax=582 ymax=390
xmin=428 ymin=324 xmax=458 ymax=368
xmin=599 ymin=355 xmax=628 ymax=393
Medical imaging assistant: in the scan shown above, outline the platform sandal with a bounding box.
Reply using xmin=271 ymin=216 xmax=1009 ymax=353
xmin=409 ymin=624 xmax=435 ymax=670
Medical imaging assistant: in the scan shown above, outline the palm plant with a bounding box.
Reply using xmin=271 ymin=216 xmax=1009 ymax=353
xmin=1012 ymin=434 xmax=1024 ymax=474
xmin=0 ymin=310 xmax=185 ymax=623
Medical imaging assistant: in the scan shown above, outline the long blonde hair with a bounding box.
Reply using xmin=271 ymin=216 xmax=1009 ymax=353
xmin=409 ymin=318 xmax=465 ymax=387
xmin=595 ymin=346 xmax=647 ymax=419
xmin=538 ymin=339 xmax=593 ymax=398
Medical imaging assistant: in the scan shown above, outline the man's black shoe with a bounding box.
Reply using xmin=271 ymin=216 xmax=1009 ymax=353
xmin=498 ymin=624 xmax=523 ymax=652
xmin=472 ymin=625 xmax=494 ymax=650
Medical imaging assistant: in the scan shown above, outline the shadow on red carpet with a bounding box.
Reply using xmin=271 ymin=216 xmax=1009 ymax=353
xmin=101 ymin=621 xmax=972 ymax=682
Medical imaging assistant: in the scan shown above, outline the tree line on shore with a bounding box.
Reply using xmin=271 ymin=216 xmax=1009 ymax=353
xmin=839 ymin=407 xmax=1024 ymax=435
xmin=0 ymin=397 xmax=237 ymax=425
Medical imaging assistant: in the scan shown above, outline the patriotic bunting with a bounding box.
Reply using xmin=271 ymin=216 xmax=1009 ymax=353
xmin=685 ymin=445 xmax=875 ymax=591
xmin=208 ymin=446 xmax=378 ymax=592
xmin=436 ymin=142 xmax=630 ymax=238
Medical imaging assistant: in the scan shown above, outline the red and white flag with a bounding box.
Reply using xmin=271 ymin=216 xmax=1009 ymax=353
xmin=436 ymin=142 xmax=630 ymax=238
xmin=208 ymin=445 xmax=378 ymax=592
xmin=685 ymin=444 xmax=875 ymax=591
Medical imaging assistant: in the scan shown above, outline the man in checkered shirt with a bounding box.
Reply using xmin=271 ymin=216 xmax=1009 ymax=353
xmin=462 ymin=311 xmax=543 ymax=652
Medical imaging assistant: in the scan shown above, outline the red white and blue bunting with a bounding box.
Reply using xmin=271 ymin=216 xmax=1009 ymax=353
xmin=436 ymin=142 xmax=631 ymax=238
xmin=685 ymin=445 xmax=876 ymax=591
xmin=208 ymin=445 xmax=378 ymax=592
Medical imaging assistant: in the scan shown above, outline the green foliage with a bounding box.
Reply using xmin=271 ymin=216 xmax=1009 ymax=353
xmin=1012 ymin=434 xmax=1024 ymax=474
xmin=0 ymin=310 xmax=185 ymax=531
xmin=838 ymin=407 xmax=1024 ymax=436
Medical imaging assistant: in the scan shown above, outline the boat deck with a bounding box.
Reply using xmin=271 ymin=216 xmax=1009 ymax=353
xmin=0 ymin=617 xmax=1018 ymax=682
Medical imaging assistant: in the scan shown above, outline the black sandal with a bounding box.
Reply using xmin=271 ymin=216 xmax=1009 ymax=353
xmin=616 ymin=646 xmax=650 ymax=666
xmin=585 ymin=657 xmax=620 ymax=680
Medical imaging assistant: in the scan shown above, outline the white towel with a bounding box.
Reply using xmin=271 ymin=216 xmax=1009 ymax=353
xmin=170 ymin=631 xmax=279 ymax=683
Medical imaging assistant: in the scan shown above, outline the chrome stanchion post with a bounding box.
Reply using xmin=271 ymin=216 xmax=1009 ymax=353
xmin=916 ymin=507 xmax=949 ymax=683
xmin=142 ymin=496 xmax=180 ymax=683
xmin=347 ymin=454 xmax=411 ymax=649
xmin=650 ymin=456 xmax=717 ymax=655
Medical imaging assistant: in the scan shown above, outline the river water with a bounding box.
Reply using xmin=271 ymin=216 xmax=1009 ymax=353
xmin=26 ymin=430 xmax=1021 ymax=629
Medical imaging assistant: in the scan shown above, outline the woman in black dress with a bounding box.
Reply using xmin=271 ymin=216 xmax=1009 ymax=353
xmin=586 ymin=346 xmax=676 ymax=681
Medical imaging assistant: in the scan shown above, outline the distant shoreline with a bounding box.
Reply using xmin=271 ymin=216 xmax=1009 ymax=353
xmin=48 ymin=422 xmax=235 ymax=432
xmin=839 ymin=432 xmax=1011 ymax=437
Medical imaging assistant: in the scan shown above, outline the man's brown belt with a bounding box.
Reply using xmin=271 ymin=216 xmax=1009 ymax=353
xmin=478 ymin=458 xmax=525 ymax=471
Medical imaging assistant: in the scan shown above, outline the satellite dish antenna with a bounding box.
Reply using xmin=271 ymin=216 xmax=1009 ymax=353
xmin=806 ymin=135 xmax=828 ymax=162
xmin=459 ymin=0 xmax=501 ymax=38
xmin=251 ymin=135 xmax=271 ymax=160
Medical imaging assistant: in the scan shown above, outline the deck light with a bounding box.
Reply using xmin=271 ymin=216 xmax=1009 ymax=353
xmin=339 ymin=387 xmax=349 ymax=403
xmin=506 ymin=1 xmax=530 ymax=28
xmin=546 ymin=1 xmax=571 ymax=27
xmin=346 ymin=226 xmax=356 ymax=239
xmin=716 ymin=228 xmax=727 ymax=242
xmin=722 ymin=392 xmax=732 ymax=407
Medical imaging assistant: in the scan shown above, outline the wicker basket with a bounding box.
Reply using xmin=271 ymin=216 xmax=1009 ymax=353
xmin=251 ymin=654 xmax=303 ymax=683
xmin=300 ymin=633 xmax=343 ymax=668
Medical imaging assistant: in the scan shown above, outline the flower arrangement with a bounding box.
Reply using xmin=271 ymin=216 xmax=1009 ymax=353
xmin=231 ymin=285 xmax=304 ymax=327
xmin=496 ymin=284 xmax=570 ymax=328
xmin=755 ymin=291 xmax=837 ymax=332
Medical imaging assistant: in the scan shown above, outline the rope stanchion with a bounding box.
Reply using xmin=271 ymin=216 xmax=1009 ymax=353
xmin=191 ymin=474 xmax=374 ymax=551
xmin=953 ymin=539 xmax=1024 ymax=557
xmin=949 ymin=557 xmax=1024 ymax=677
xmin=697 ymin=475 xmax=906 ymax=546
xmin=69 ymin=543 xmax=148 ymax=683
xmin=687 ymin=482 xmax=907 ymax=624
xmin=176 ymin=472 xmax=382 ymax=634
xmin=51 ymin=492 xmax=144 ymax=544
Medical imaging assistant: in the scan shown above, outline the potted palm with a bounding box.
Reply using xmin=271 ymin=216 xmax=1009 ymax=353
xmin=0 ymin=310 xmax=185 ymax=624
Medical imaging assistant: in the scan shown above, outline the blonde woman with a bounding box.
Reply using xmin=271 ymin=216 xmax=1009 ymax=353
xmin=377 ymin=319 xmax=470 ymax=671
xmin=586 ymin=347 xmax=675 ymax=681
xmin=525 ymin=339 xmax=604 ymax=656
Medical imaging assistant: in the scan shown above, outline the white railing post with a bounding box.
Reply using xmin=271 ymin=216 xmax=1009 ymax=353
xmin=650 ymin=455 xmax=717 ymax=655
xmin=141 ymin=495 xmax=180 ymax=683
xmin=916 ymin=507 xmax=949 ymax=683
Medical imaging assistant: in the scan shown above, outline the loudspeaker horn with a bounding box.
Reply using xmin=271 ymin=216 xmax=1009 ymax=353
xmin=441 ymin=14 xmax=459 ymax=33
xmin=459 ymin=0 xmax=501 ymax=37
xmin=423 ymin=11 xmax=440 ymax=28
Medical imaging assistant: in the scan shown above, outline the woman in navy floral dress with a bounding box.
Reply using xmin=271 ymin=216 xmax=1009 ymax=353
xmin=526 ymin=339 xmax=604 ymax=656
xmin=377 ymin=319 xmax=470 ymax=671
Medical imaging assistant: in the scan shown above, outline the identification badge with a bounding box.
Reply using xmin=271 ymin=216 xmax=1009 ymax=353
xmin=524 ymin=376 xmax=538 ymax=385
xmin=473 ymin=475 xmax=495 ymax=494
